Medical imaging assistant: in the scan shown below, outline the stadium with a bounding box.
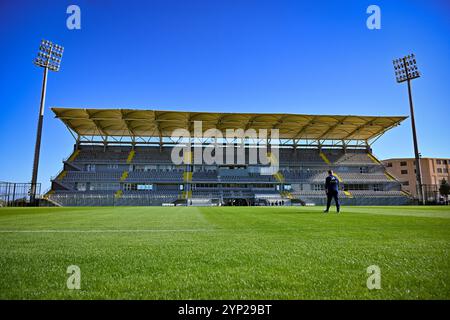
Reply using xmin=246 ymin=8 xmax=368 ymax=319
xmin=44 ymin=108 xmax=410 ymax=207
xmin=1 ymin=1 xmax=449 ymax=303
xmin=3 ymin=108 xmax=449 ymax=301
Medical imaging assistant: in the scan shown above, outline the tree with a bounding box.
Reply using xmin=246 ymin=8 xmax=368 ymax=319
xmin=439 ymin=179 xmax=450 ymax=203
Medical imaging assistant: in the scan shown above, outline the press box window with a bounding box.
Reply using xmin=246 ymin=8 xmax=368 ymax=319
xmin=137 ymin=184 xmax=153 ymax=191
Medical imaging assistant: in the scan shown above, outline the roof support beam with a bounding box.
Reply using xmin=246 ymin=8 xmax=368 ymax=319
xmin=63 ymin=122 xmax=78 ymax=141
xmin=272 ymin=115 xmax=287 ymax=129
xmin=317 ymin=116 xmax=349 ymax=140
xmin=121 ymin=110 xmax=137 ymax=137
xmin=343 ymin=118 xmax=375 ymax=140
xmin=244 ymin=115 xmax=257 ymax=131
xmin=91 ymin=120 xmax=108 ymax=141
xmin=368 ymin=122 xmax=399 ymax=146
xmin=293 ymin=117 xmax=317 ymax=140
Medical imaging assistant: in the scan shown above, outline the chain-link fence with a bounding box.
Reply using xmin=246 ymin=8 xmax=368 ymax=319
xmin=423 ymin=184 xmax=449 ymax=204
xmin=0 ymin=182 xmax=41 ymax=207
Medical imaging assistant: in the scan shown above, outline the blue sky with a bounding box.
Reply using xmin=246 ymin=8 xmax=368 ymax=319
xmin=0 ymin=0 xmax=449 ymax=190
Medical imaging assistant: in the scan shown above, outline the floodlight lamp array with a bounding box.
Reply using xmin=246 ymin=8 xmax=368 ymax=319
xmin=393 ymin=54 xmax=420 ymax=83
xmin=33 ymin=39 xmax=64 ymax=72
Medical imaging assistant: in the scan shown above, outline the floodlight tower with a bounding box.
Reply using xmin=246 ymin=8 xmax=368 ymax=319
xmin=392 ymin=54 xmax=425 ymax=205
xmin=30 ymin=40 xmax=64 ymax=204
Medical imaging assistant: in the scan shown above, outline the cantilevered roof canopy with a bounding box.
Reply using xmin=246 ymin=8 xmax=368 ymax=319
xmin=52 ymin=108 xmax=406 ymax=141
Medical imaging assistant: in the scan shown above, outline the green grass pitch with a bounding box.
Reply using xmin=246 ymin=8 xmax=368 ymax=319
xmin=0 ymin=206 xmax=449 ymax=299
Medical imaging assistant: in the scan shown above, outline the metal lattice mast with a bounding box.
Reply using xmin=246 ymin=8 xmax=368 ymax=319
xmin=393 ymin=54 xmax=425 ymax=205
xmin=30 ymin=40 xmax=64 ymax=204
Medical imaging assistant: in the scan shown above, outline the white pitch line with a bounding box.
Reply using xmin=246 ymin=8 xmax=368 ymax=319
xmin=0 ymin=229 xmax=214 ymax=233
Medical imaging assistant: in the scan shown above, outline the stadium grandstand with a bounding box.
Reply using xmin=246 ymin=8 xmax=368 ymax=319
xmin=44 ymin=108 xmax=412 ymax=206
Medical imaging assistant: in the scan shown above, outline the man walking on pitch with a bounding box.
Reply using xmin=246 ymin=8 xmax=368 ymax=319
xmin=324 ymin=170 xmax=340 ymax=213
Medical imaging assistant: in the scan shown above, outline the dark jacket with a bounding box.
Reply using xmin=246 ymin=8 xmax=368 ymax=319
xmin=325 ymin=175 xmax=339 ymax=193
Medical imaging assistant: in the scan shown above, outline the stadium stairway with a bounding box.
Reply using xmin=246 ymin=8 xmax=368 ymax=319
xmin=126 ymin=149 xmax=135 ymax=164
xmin=366 ymin=153 xmax=405 ymax=183
xmin=63 ymin=161 xmax=82 ymax=171
xmin=333 ymin=172 xmax=343 ymax=182
xmin=67 ymin=149 xmax=80 ymax=162
xmin=56 ymin=170 xmax=67 ymax=181
xmin=181 ymin=191 xmax=192 ymax=200
xmin=343 ymin=190 xmax=354 ymax=198
xmin=115 ymin=189 xmax=123 ymax=199
xmin=183 ymin=172 xmax=193 ymax=182
xmin=280 ymin=191 xmax=293 ymax=199
xmin=41 ymin=194 xmax=62 ymax=207
xmin=51 ymin=180 xmax=72 ymax=191
xmin=120 ymin=171 xmax=129 ymax=181
xmin=319 ymin=151 xmax=331 ymax=164
xmin=367 ymin=152 xmax=382 ymax=164
xmin=181 ymin=150 xmax=193 ymax=201
xmin=267 ymin=151 xmax=289 ymax=200
xmin=50 ymin=170 xmax=72 ymax=191
xmin=384 ymin=171 xmax=397 ymax=181
xmin=401 ymin=190 xmax=412 ymax=197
